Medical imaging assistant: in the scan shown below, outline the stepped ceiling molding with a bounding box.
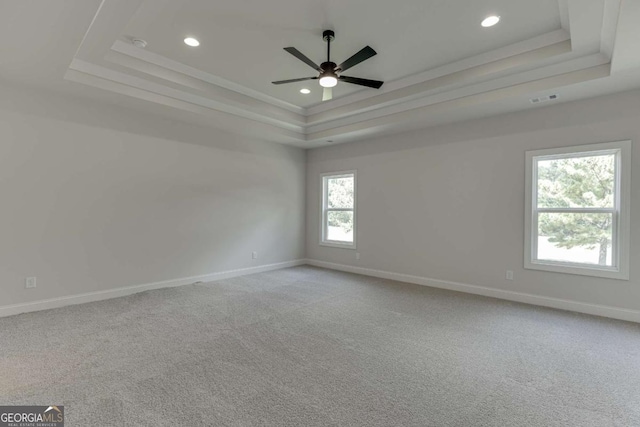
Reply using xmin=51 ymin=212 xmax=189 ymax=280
xmin=61 ymin=0 xmax=639 ymax=147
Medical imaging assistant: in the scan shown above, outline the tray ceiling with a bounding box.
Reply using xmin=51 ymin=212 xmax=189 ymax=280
xmin=2 ymin=0 xmax=639 ymax=148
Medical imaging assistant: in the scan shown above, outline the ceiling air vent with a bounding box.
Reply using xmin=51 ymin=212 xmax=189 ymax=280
xmin=530 ymin=94 xmax=559 ymax=104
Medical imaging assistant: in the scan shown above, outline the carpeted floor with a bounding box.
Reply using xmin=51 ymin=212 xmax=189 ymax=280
xmin=1 ymin=266 xmax=639 ymax=426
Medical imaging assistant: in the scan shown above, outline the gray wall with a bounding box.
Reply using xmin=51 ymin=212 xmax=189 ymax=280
xmin=307 ymin=90 xmax=640 ymax=312
xmin=3 ymin=82 xmax=639 ymax=314
xmin=0 ymin=86 xmax=306 ymax=306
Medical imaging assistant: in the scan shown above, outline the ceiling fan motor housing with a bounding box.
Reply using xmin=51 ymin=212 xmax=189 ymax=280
xmin=321 ymin=62 xmax=338 ymax=77
xmin=322 ymin=30 xmax=335 ymax=42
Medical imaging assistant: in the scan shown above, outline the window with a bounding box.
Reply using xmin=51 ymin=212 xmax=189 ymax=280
xmin=525 ymin=141 xmax=631 ymax=280
xmin=321 ymin=171 xmax=356 ymax=248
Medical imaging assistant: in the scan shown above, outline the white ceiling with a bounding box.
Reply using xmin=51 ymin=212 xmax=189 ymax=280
xmin=0 ymin=0 xmax=101 ymax=85
xmin=1 ymin=0 xmax=640 ymax=148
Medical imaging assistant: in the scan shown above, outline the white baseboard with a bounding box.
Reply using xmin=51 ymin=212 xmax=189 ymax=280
xmin=305 ymin=259 xmax=640 ymax=323
xmin=0 ymin=259 xmax=306 ymax=318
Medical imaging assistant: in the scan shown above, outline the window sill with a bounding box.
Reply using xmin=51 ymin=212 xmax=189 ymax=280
xmin=320 ymin=241 xmax=357 ymax=250
xmin=525 ymin=260 xmax=629 ymax=281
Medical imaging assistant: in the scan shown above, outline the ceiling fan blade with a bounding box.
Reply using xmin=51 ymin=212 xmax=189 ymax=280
xmin=283 ymin=47 xmax=322 ymax=71
xmin=322 ymin=87 xmax=333 ymax=101
xmin=272 ymin=77 xmax=318 ymax=85
xmin=339 ymin=75 xmax=384 ymax=89
xmin=336 ymin=46 xmax=377 ymax=72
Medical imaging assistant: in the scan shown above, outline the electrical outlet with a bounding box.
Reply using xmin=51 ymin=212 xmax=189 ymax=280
xmin=25 ymin=277 xmax=37 ymax=289
xmin=355 ymin=253 xmax=361 ymax=260
xmin=506 ymin=270 xmax=514 ymax=280
xmin=252 ymin=251 xmax=258 ymax=260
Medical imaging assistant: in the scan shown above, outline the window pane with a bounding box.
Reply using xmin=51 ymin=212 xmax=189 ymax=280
xmin=326 ymin=211 xmax=354 ymax=242
xmin=327 ymin=176 xmax=354 ymax=208
xmin=537 ymin=154 xmax=615 ymax=208
xmin=537 ymin=212 xmax=613 ymax=266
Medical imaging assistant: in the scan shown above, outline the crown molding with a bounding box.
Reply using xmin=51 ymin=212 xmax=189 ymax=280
xmin=306 ymin=40 xmax=575 ymax=126
xmin=305 ymin=64 xmax=611 ymax=142
xmin=68 ymin=59 xmax=306 ymax=134
xmin=111 ymin=40 xmax=305 ymax=115
xmin=305 ymin=29 xmax=572 ymax=116
xmin=64 ymin=67 xmax=306 ymax=145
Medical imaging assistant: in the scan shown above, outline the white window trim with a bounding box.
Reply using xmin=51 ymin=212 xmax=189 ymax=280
xmin=320 ymin=171 xmax=357 ymax=249
xmin=524 ymin=140 xmax=631 ymax=280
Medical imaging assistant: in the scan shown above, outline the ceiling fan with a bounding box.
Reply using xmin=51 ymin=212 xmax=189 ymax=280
xmin=272 ymin=30 xmax=383 ymax=102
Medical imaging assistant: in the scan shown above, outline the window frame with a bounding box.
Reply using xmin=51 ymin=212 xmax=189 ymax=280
xmin=320 ymin=171 xmax=357 ymax=249
xmin=524 ymin=140 xmax=631 ymax=280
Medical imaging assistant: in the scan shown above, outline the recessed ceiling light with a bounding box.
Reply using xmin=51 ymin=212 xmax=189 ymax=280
xmin=300 ymin=88 xmax=311 ymax=94
xmin=184 ymin=37 xmax=200 ymax=47
xmin=481 ymin=15 xmax=500 ymax=27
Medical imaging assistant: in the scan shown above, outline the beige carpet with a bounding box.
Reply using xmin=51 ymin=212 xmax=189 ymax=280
xmin=1 ymin=266 xmax=639 ymax=426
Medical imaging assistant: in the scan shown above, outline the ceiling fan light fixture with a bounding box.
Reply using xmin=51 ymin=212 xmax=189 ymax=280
xmin=481 ymin=15 xmax=500 ymax=27
xmin=319 ymin=75 xmax=338 ymax=88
